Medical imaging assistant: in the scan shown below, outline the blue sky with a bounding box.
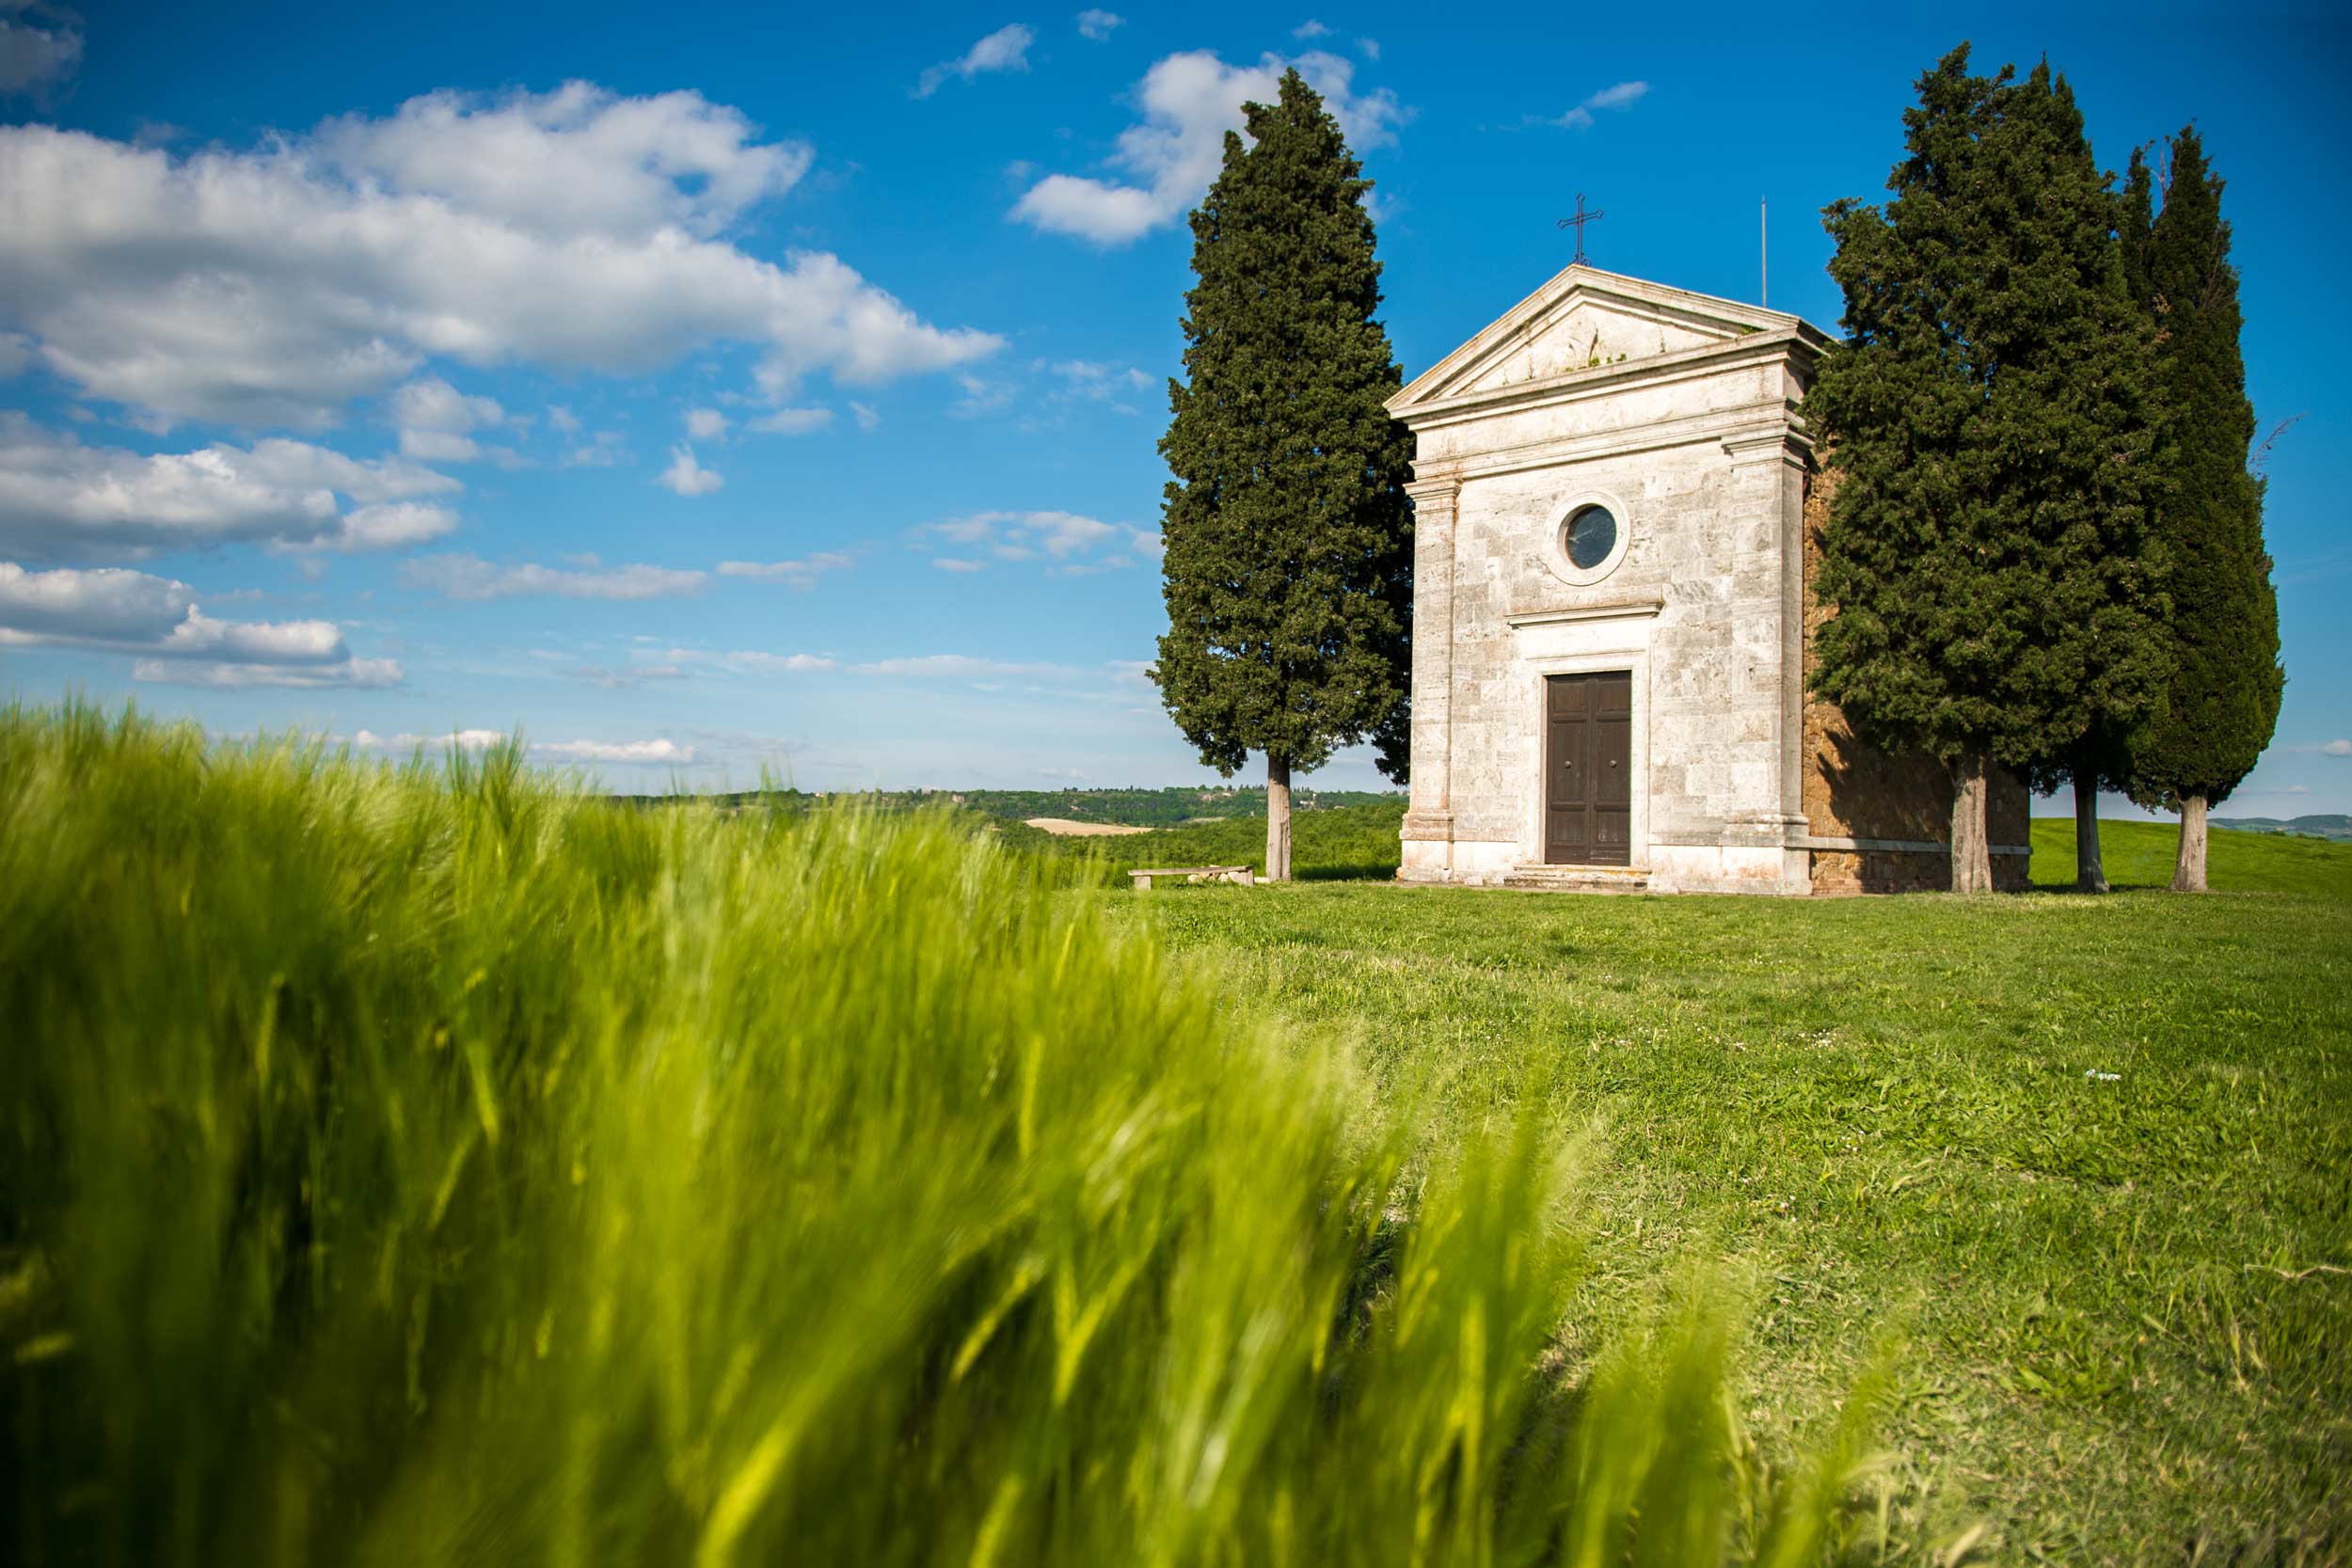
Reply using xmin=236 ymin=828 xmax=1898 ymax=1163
xmin=2 ymin=1 xmax=2345 ymax=811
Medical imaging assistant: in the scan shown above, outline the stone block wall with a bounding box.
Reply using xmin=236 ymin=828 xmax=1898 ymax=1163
xmin=1437 ymin=428 xmax=1802 ymax=892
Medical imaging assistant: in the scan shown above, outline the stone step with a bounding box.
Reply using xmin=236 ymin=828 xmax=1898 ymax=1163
xmin=1501 ymin=864 xmax=1651 ymax=894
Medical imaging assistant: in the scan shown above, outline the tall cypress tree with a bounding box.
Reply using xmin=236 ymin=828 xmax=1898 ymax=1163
xmin=1152 ymin=69 xmax=1413 ymax=881
xmin=2119 ymin=128 xmax=2284 ymax=891
xmin=1808 ymin=46 xmax=2166 ymax=893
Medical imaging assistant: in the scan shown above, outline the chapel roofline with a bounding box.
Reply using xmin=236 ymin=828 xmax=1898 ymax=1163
xmin=1387 ymin=262 xmax=1835 ymax=423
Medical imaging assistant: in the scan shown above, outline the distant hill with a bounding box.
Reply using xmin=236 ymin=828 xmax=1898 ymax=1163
xmin=2212 ymin=813 xmax=2352 ymax=842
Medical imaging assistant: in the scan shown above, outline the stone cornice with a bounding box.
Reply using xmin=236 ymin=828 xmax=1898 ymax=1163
xmin=1504 ymin=598 xmax=1665 ymax=628
xmin=1721 ymin=427 xmax=1814 ymax=469
xmin=1406 ymin=400 xmax=1811 ymax=486
xmin=1403 ymin=477 xmax=1462 ymax=506
xmin=1392 ymin=328 xmax=1818 ymax=431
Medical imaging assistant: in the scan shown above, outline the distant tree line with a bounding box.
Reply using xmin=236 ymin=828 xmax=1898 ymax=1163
xmin=612 ymin=784 xmax=1402 ymax=829
xmin=1810 ymin=43 xmax=2282 ymax=894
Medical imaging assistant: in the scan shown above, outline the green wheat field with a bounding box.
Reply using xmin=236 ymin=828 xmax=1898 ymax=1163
xmin=5 ymin=706 xmax=2346 ymax=1564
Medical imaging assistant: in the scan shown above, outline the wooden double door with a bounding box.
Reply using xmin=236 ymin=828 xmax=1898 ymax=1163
xmin=1543 ymin=671 xmax=1632 ymax=866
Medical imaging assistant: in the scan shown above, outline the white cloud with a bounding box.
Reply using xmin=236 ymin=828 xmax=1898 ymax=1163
xmin=0 ymin=560 xmax=399 ymax=686
xmin=135 ymin=657 xmax=404 ymax=689
xmin=566 ymin=661 xmax=689 ymax=688
xmin=714 ymin=551 xmax=852 ymax=587
xmin=1049 ymin=358 xmax=1154 ymax=411
xmin=564 ymin=431 xmax=627 ymax=467
xmin=933 ymin=558 xmax=984 ymax=573
xmin=916 ymin=24 xmax=1036 ymax=98
xmin=534 ymin=736 xmax=693 ymax=764
xmin=658 ymin=443 xmax=723 ymax=497
xmin=0 ymin=414 xmax=460 ymax=559
xmin=352 ymin=729 xmax=689 ymax=764
xmin=0 ymin=331 xmax=31 ymax=378
xmin=719 ymin=650 xmax=835 ymax=673
xmin=684 ymin=406 xmax=729 ymax=441
xmin=0 ymin=560 xmax=192 ymax=641
xmin=852 ymin=654 xmax=1075 ymax=678
xmin=393 ymin=376 xmax=503 ymax=434
xmin=1548 ymin=80 xmax=1649 ymax=131
xmin=951 ymin=373 xmax=1018 ymax=418
xmin=400 ymin=553 xmax=707 ymax=601
xmin=0 ymin=10 xmax=79 ymax=93
xmin=546 ymin=404 xmax=581 ymax=436
xmin=1011 ymin=49 xmax=1407 ymax=244
xmin=0 ymin=88 xmax=1002 ymax=428
xmin=2324 ymin=738 xmax=2351 ymax=758
xmin=328 ymin=501 xmax=462 ymax=550
xmin=746 ymin=406 xmax=833 ymax=436
xmin=1012 ymin=510 xmax=1117 ymax=556
xmin=1292 ymin=20 xmax=1329 ymax=39
xmin=318 ymin=82 xmax=807 ymax=240
xmin=354 ymin=727 xmax=507 ymax=751
xmin=226 ymin=436 xmax=460 ymax=506
xmin=1074 ymin=9 xmax=1123 ymax=40
xmin=391 ymin=376 xmax=509 ymax=461
xmin=923 ymin=509 xmax=1121 ymax=563
xmin=850 ymin=400 xmax=881 ymax=432
xmin=644 ymin=646 xmax=837 ymax=676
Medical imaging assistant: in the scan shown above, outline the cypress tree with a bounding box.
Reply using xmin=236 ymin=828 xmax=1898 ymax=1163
xmin=1808 ymin=45 xmax=2166 ymax=893
xmin=1152 ymin=69 xmax=1413 ymax=881
xmin=2118 ymin=128 xmax=2284 ymax=892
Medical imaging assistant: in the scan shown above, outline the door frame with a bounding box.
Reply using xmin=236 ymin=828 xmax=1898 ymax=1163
xmin=1542 ymin=670 xmax=1633 ymax=865
xmin=1517 ymin=641 xmax=1650 ymax=872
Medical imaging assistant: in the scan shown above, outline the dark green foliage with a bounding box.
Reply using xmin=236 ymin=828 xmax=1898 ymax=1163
xmin=1808 ymin=46 xmax=2168 ymax=785
xmin=1152 ymin=70 xmax=1414 ymax=784
xmin=2120 ymin=128 xmax=2284 ymax=810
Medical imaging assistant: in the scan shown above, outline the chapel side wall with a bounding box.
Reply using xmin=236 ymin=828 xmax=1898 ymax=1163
xmin=1800 ymin=467 xmax=2032 ymax=894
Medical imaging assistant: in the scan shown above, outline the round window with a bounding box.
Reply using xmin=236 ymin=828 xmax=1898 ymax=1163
xmin=1565 ymin=504 xmax=1617 ymax=571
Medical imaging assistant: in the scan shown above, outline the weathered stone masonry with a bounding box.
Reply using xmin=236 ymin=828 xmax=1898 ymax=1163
xmin=1388 ymin=263 xmax=2031 ymax=895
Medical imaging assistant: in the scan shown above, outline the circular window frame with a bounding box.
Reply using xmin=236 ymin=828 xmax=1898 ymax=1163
xmin=1543 ymin=491 xmax=1633 ymax=587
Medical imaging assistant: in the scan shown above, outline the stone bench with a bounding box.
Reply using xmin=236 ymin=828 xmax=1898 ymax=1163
xmin=1128 ymin=864 xmax=1254 ymax=890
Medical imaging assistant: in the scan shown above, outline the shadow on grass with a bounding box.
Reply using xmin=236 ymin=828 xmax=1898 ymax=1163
xmin=1298 ymin=862 xmax=1400 ymax=883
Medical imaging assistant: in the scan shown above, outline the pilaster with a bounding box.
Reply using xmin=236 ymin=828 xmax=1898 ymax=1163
xmin=1401 ymin=477 xmax=1460 ymax=863
xmin=1722 ymin=424 xmax=1814 ymax=836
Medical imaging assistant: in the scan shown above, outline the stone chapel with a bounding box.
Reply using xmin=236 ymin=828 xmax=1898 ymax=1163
xmin=1387 ymin=263 xmax=2030 ymax=895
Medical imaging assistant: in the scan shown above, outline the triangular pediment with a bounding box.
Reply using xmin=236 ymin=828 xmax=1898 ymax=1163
xmin=1390 ymin=265 xmax=1824 ymax=414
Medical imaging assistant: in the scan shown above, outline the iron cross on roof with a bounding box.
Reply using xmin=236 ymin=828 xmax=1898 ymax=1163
xmin=1556 ymin=193 xmax=1604 ymax=266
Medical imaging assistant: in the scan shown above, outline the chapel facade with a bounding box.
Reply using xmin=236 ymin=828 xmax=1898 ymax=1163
xmin=1387 ymin=264 xmax=2029 ymax=895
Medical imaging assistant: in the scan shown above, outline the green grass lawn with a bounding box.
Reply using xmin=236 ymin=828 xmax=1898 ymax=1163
xmin=12 ymin=705 xmax=2346 ymax=1564
xmin=1113 ymin=826 xmax=2352 ymax=1561
xmin=2032 ymin=814 xmax=2352 ymax=899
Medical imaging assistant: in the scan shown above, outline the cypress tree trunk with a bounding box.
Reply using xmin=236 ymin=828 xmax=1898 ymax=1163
xmin=1950 ymin=755 xmax=1993 ymax=895
xmin=2073 ymin=765 xmax=2109 ymax=894
xmin=2172 ymin=794 xmax=2210 ymax=893
xmin=1265 ymin=756 xmax=1293 ymax=883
